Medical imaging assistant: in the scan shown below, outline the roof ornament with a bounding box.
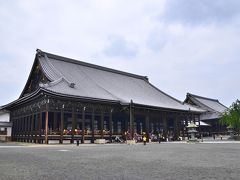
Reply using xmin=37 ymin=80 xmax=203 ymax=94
xmin=69 ymin=83 xmax=75 ymax=88
xmin=36 ymin=49 xmax=44 ymax=57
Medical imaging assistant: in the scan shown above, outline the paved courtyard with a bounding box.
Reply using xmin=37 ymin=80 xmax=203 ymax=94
xmin=0 ymin=142 xmax=240 ymax=180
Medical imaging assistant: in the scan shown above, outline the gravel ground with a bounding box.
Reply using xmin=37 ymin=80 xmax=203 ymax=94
xmin=0 ymin=142 xmax=240 ymax=180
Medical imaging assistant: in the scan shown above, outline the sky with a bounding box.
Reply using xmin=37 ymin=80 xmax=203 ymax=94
xmin=0 ymin=0 xmax=240 ymax=107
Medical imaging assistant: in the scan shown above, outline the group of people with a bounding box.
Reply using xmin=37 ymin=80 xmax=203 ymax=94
xmin=142 ymin=132 xmax=164 ymax=145
xmin=114 ymin=131 xmax=170 ymax=145
xmin=130 ymin=132 xmax=166 ymax=145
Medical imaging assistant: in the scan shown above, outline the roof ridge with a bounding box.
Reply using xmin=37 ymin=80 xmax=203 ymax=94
xmin=187 ymin=93 xmax=228 ymax=112
xmin=187 ymin=93 xmax=219 ymax=102
xmin=37 ymin=49 xmax=148 ymax=81
xmin=188 ymin=96 xmax=216 ymax=112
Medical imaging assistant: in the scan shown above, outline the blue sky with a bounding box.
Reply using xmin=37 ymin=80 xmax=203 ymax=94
xmin=0 ymin=0 xmax=239 ymax=107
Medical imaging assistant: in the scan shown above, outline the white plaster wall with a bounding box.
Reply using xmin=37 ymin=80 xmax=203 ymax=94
xmin=0 ymin=112 xmax=10 ymax=122
xmin=7 ymin=127 xmax=12 ymax=136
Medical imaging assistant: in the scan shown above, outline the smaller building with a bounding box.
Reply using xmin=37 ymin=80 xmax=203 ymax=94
xmin=0 ymin=108 xmax=12 ymax=141
xmin=184 ymin=93 xmax=227 ymax=136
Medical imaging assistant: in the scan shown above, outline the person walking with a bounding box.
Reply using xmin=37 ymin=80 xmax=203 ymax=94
xmin=143 ymin=135 xmax=147 ymax=145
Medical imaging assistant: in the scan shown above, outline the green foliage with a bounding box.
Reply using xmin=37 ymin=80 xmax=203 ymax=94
xmin=220 ymin=99 xmax=240 ymax=135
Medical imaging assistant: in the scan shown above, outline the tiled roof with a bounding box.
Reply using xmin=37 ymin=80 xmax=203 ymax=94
xmin=200 ymin=111 xmax=220 ymax=121
xmin=186 ymin=93 xmax=227 ymax=113
xmin=35 ymin=50 xmax=203 ymax=112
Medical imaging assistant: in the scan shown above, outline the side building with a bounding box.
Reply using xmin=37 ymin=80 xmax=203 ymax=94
xmin=0 ymin=108 xmax=12 ymax=141
xmin=184 ymin=93 xmax=227 ymax=136
xmin=3 ymin=49 xmax=204 ymax=144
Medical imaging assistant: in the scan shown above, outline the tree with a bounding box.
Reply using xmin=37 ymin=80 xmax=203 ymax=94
xmin=220 ymin=99 xmax=240 ymax=136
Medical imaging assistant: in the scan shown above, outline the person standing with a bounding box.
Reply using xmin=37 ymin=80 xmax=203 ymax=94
xmin=143 ymin=133 xmax=147 ymax=145
xmin=158 ymin=133 xmax=162 ymax=143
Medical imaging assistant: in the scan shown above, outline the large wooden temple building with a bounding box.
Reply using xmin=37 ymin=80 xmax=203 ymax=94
xmin=3 ymin=49 xmax=207 ymax=144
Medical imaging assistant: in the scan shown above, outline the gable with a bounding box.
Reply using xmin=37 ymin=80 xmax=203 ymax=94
xmin=184 ymin=97 xmax=197 ymax=106
xmin=20 ymin=57 xmax=49 ymax=97
xmin=185 ymin=93 xmax=227 ymax=113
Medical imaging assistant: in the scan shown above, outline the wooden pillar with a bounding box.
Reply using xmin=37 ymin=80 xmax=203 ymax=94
xmin=145 ymin=111 xmax=150 ymax=142
xmin=125 ymin=114 xmax=128 ymax=133
xmin=29 ymin=116 xmax=32 ymax=142
xmin=60 ymin=106 xmax=64 ymax=144
xmin=71 ymin=106 xmax=76 ymax=144
xmin=163 ymin=112 xmax=167 ymax=139
xmin=24 ymin=116 xmax=27 ymax=141
xmin=23 ymin=117 xmax=26 ymax=142
xmin=31 ymin=114 xmax=35 ymax=143
xmin=100 ymin=109 xmax=104 ymax=139
xmin=179 ymin=114 xmax=184 ymax=139
xmin=34 ymin=114 xmax=38 ymax=133
xmin=13 ymin=118 xmax=16 ymax=140
xmin=17 ymin=118 xmax=19 ymax=140
xmin=91 ymin=108 xmax=95 ymax=143
xmin=38 ymin=112 xmax=42 ymax=143
xmin=23 ymin=117 xmax=25 ymax=138
xmin=27 ymin=116 xmax=30 ymax=142
xmin=24 ymin=116 xmax=27 ymax=142
xmin=187 ymin=113 xmax=190 ymax=139
xmin=44 ymin=97 xmax=49 ymax=144
xmin=45 ymin=111 xmax=49 ymax=144
xmin=129 ymin=100 xmax=134 ymax=140
xmin=19 ymin=118 xmax=21 ymax=142
xmin=34 ymin=114 xmax=37 ymax=143
xmin=157 ymin=116 xmax=160 ymax=133
xmin=109 ymin=109 xmax=113 ymax=143
xmin=81 ymin=107 xmax=86 ymax=143
xmin=198 ymin=115 xmax=201 ymax=137
xmin=174 ymin=114 xmax=179 ymax=140
xmin=14 ymin=118 xmax=16 ymax=141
